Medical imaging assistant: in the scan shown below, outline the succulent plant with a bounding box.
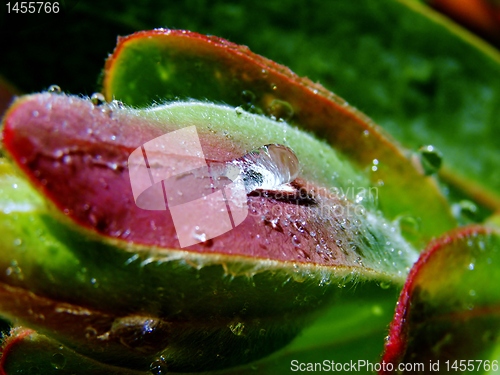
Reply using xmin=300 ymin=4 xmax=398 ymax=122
xmin=0 ymin=1 xmax=499 ymax=374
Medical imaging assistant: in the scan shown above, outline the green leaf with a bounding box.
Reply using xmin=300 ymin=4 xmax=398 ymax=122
xmin=382 ymin=226 xmax=500 ymax=373
xmin=3 ymin=0 xmax=496 ymax=211
xmin=103 ymin=29 xmax=456 ymax=247
xmin=0 ymin=94 xmax=417 ymax=371
xmin=0 ymin=328 xmax=145 ymax=375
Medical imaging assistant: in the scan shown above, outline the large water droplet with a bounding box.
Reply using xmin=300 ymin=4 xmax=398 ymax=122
xmin=418 ymin=145 xmax=442 ymax=175
xmin=233 ymin=144 xmax=299 ymax=193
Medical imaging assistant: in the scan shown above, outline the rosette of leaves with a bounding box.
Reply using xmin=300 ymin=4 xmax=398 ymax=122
xmin=0 ymin=1 xmax=499 ymax=374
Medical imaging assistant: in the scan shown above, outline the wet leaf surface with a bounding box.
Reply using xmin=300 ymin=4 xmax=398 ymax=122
xmin=103 ymin=29 xmax=456 ymax=246
xmin=1 ymin=0 xmax=499 ymax=372
xmin=381 ymin=226 xmax=500 ymax=374
xmin=0 ymin=93 xmax=418 ymax=371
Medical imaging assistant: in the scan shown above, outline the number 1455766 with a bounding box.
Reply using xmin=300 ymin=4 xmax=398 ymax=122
xmin=6 ymin=2 xmax=60 ymax=13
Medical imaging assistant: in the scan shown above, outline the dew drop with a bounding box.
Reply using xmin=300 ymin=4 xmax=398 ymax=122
xmin=397 ymin=215 xmax=420 ymax=237
xmin=453 ymin=200 xmax=477 ymax=221
xmin=235 ymin=106 xmax=244 ymax=116
xmin=234 ymin=144 xmax=299 ymax=193
xmin=47 ymin=85 xmax=62 ymax=94
xmin=418 ymin=145 xmax=442 ymax=175
xmin=85 ymin=326 xmax=98 ymax=338
xmin=379 ymin=281 xmax=391 ymax=290
xmin=267 ymin=99 xmax=294 ymax=122
xmin=90 ymin=93 xmax=106 ymax=106
xmin=110 ymin=100 xmax=124 ymax=109
xmin=241 ymin=90 xmax=256 ymax=103
xmin=51 ymin=352 xmax=66 ymax=370
xmin=192 ymin=226 xmax=207 ymax=242
xmin=228 ymin=322 xmax=245 ymax=336
xmin=149 ymin=357 xmax=168 ymax=375
xmin=291 ymin=235 xmax=301 ymax=246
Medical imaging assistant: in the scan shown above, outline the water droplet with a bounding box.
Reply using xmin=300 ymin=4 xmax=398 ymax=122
xmin=90 ymin=93 xmax=106 ymax=106
xmin=454 ymin=200 xmax=477 ymax=221
xmin=267 ymin=99 xmax=294 ymax=122
xmin=418 ymin=145 xmax=442 ymax=175
xmin=85 ymin=326 xmax=98 ymax=338
xmin=241 ymin=90 xmax=256 ymax=103
xmin=379 ymin=281 xmax=391 ymax=289
xmin=149 ymin=357 xmax=168 ymax=375
xmin=51 ymin=352 xmax=66 ymax=370
xmin=47 ymin=85 xmax=61 ymax=94
xmin=235 ymin=106 xmax=244 ymax=116
xmin=233 ymin=144 xmax=299 ymax=193
xmin=110 ymin=100 xmax=124 ymax=109
xmin=468 ymin=262 xmax=475 ymax=271
xmin=397 ymin=215 xmax=420 ymax=237
xmin=291 ymin=235 xmax=301 ymax=246
xmin=13 ymin=238 xmax=22 ymax=246
xmin=6 ymin=260 xmax=23 ymax=280
xmin=228 ymin=322 xmax=245 ymax=336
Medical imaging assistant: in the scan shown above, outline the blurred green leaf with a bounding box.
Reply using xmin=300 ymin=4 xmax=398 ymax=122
xmin=382 ymin=226 xmax=500 ymax=373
